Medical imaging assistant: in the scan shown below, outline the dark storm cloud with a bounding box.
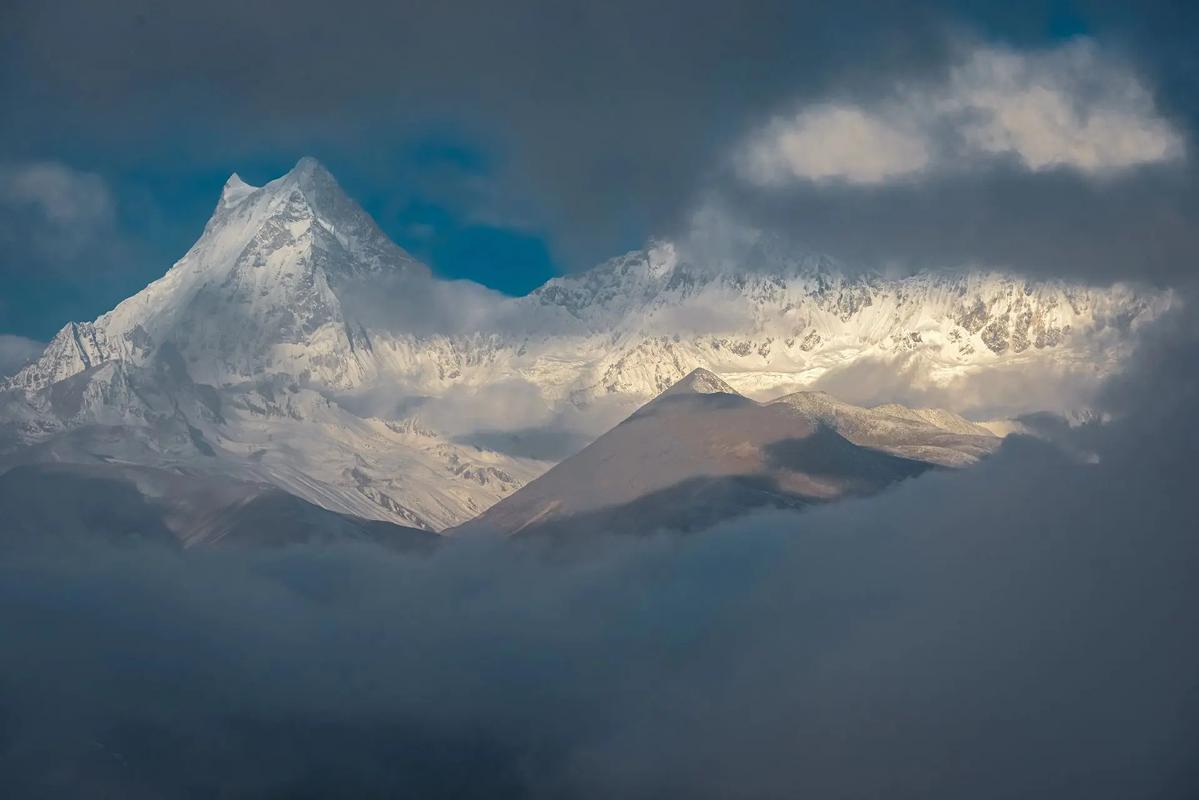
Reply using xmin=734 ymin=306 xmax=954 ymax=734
xmin=0 ymin=0 xmax=929 ymax=266
xmin=1 ymin=304 xmax=1197 ymax=798
xmin=2 ymin=1 xmax=1196 ymax=282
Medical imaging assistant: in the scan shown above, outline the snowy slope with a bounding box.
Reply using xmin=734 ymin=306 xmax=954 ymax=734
xmin=0 ymin=159 xmax=543 ymax=530
xmin=0 ymin=158 xmax=1170 ymax=529
xmin=8 ymin=157 xmax=426 ymax=392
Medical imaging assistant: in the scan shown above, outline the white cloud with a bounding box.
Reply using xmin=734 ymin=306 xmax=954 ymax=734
xmin=739 ymin=106 xmax=930 ymax=186
xmin=946 ymin=41 xmax=1183 ymax=173
xmin=738 ymin=38 xmax=1184 ymax=186
xmin=0 ymin=334 xmax=44 ymax=378
xmin=0 ymin=161 xmax=112 ymax=227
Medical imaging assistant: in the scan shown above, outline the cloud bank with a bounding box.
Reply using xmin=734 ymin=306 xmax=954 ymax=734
xmin=1 ymin=307 xmax=1196 ymax=798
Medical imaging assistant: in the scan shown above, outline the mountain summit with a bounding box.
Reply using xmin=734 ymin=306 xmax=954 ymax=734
xmin=661 ymin=367 xmax=739 ymax=397
xmin=11 ymin=157 xmax=427 ymax=392
xmin=218 ymin=173 xmax=256 ymax=209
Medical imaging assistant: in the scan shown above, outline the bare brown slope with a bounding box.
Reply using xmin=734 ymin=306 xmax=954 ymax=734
xmin=462 ymin=369 xmax=933 ymax=538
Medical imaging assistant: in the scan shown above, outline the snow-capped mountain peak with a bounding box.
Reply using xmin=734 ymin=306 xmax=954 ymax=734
xmin=8 ymin=157 xmax=433 ymax=393
xmin=1 ymin=160 xmax=1173 ymax=530
xmin=218 ymin=173 xmax=257 ymax=209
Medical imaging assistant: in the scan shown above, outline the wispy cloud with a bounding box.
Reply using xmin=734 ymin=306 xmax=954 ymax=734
xmin=0 ymin=161 xmax=115 ymax=262
xmin=0 ymin=333 xmax=43 ymax=378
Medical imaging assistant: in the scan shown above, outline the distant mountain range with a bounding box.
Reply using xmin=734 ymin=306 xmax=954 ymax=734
xmin=0 ymin=159 xmax=1167 ymax=533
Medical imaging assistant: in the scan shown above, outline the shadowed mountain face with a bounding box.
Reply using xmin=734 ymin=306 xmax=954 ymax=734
xmin=0 ymin=463 xmax=436 ymax=552
xmin=464 ymin=369 xmax=964 ymax=538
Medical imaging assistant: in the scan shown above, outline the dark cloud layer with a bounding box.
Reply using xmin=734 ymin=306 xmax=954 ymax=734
xmin=1 ymin=306 xmax=1196 ymax=798
xmin=4 ymin=0 xmax=1196 ymax=282
xmin=0 ymin=0 xmax=936 ymax=266
xmin=719 ymin=163 xmax=1199 ymax=285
